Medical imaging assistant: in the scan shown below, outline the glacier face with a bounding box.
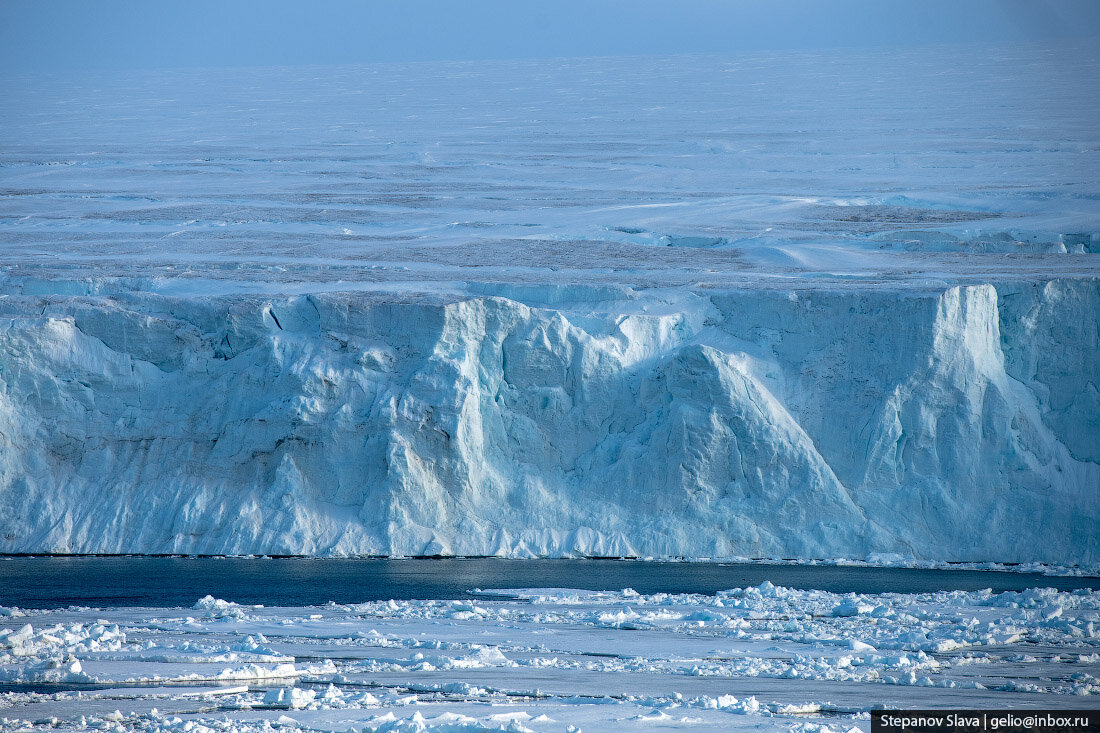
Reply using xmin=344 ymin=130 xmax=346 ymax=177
xmin=1 ymin=280 xmax=1096 ymax=563
xmin=2 ymin=43 xmax=1098 ymax=563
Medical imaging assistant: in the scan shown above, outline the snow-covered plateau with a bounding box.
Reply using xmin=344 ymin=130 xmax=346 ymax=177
xmin=1 ymin=42 xmax=1099 ymax=563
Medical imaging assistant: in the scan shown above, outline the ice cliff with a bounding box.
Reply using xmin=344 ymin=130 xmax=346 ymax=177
xmin=0 ymin=280 xmax=1096 ymax=564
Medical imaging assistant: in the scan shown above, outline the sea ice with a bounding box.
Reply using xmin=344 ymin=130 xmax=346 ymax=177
xmin=0 ymin=585 xmax=1096 ymax=730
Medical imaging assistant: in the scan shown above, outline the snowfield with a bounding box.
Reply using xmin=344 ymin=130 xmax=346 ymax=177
xmin=0 ymin=584 xmax=1098 ymax=731
xmin=1 ymin=42 xmax=1098 ymax=562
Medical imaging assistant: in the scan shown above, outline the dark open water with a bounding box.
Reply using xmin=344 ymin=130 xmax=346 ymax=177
xmin=1 ymin=557 xmax=1096 ymax=609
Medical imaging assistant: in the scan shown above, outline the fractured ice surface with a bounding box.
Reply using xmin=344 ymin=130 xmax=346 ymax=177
xmin=0 ymin=585 xmax=1097 ymax=730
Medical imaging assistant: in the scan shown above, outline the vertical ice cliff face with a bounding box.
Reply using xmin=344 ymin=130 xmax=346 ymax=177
xmin=707 ymin=283 xmax=1098 ymax=563
xmin=998 ymin=280 xmax=1100 ymax=464
xmin=0 ymin=281 xmax=1096 ymax=563
xmin=856 ymin=285 xmax=1094 ymax=559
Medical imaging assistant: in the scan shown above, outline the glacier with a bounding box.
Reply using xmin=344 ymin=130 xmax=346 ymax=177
xmin=1 ymin=42 xmax=1099 ymax=563
xmin=0 ymin=279 xmax=1096 ymax=562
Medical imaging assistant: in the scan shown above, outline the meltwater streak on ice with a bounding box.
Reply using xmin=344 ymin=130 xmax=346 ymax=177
xmin=0 ymin=43 xmax=1098 ymax=563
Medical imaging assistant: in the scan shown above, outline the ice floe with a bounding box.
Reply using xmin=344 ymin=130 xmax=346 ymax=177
xmin=0 ymin=584 xmax=1097 ymax=730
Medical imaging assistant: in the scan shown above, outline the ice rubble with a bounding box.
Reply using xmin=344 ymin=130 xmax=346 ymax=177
xmin=0 ymin=585 xmax=1097 ymax=730
xmin=0 ymin=278 xmax=1096 ymax=563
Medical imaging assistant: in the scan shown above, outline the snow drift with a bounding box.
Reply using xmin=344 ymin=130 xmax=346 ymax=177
xmin=0 ymin=279 xmax=1096 ymax=564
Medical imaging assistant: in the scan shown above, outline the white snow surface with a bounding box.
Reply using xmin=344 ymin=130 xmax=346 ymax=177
xmin=1 ymin=42 xmax=1099 ymax=562
xmin=0 ymin=585 xmax=1098 ymax=731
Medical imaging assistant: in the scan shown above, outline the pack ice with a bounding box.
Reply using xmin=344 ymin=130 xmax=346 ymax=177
xmin=0 ymin=45 xmax=1097 ymax=563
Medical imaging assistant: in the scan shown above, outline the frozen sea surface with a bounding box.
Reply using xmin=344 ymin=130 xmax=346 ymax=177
xmin=1 ymin=41 xmax=1098 ymax=564
xmin=0 ymin=583 xmax=1098 ymax=731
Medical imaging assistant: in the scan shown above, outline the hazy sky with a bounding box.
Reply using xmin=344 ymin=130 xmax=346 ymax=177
xmin=2 ymin=0 xmax=1099 ymax=73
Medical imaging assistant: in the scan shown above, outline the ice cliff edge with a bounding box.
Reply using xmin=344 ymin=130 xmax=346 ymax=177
xmin=0 ymin=280 xmax=1097 ymax=564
